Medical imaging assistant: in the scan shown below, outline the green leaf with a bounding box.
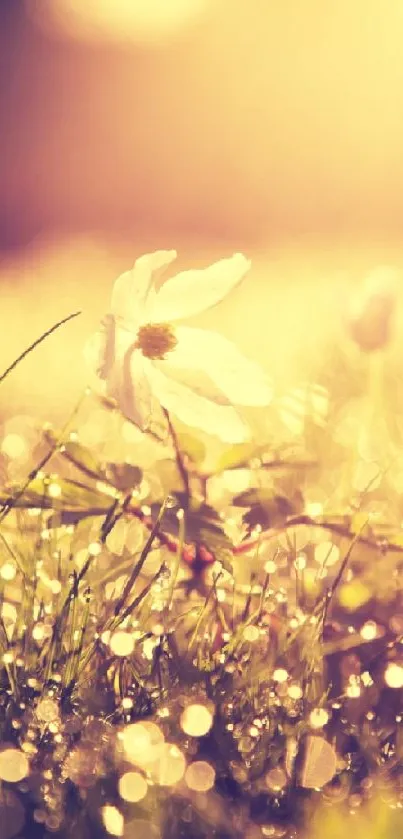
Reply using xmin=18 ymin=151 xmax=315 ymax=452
xmin=44 ymin=431 xmax=104 ymax=481
xmin=214 ymin=442 xmax=317 ymax=475
xmin=155 ymin=460 xmax=185 ymax=496
xmin=233 ymin=488 xmax=303 ymax=530
xmin=49 ymin=511 xmax=105 ymax=527
xmin=214 ymin=442 xmax=269 ymax=473
xmin=104 ymin=463 xmax=142 ymax=492
xmin=1 ymin=477 xmax=114 ymax=515
xmin=45 ymin=431 xmax=143 ymax=494
xmin=176 ymin=432 xmax=206 ymax=464
xmin=233 ymin=488 xmax=279 ymax=507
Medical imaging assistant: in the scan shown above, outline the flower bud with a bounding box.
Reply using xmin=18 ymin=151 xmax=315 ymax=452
xmin=182 ymin=542 xmax=215 ymax=571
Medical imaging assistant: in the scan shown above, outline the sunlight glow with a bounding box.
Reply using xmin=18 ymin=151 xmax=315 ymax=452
xmin=110 ymin=631 xmax=135 ymax=657
xmin=28 ymin=0 xmax=211 ymax=44
xmin=384 ymin=662 xmax=403 ymax=689
xmin=0 ymin=748 xmax=29 ymax=783
xmin=1 ymin=434 xmax=27 ymax=459
xmin=118 ymin=771 xmax=148 ymax=803
xmin=102 ymin=805 xmax=124 ymax=837
xmin=180 ymin=704 xmax=213 ymax=737
xmin=185 ymin=760 xmax=215 ymax=792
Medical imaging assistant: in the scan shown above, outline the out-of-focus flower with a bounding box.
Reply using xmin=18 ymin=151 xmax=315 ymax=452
xmin=347 ymin=266 xmax=398 ymax=353
xmin=84 ymin=250 xmax=272 ymax=443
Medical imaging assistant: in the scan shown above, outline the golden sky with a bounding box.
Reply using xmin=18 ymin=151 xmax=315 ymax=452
xmin=2 ymin=0 xmax=403 ymax=246
xmin=1 ymin=1 xmax=403 ymax=420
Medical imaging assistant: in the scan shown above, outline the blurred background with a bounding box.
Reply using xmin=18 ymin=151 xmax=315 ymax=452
xmin=1 ymin=0 xmax=403 ymax=422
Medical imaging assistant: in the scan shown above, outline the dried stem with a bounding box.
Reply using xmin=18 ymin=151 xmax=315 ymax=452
xmin=0 ymin=311 xmax=81 ymax=385
xmin=233 ymin=513 xmax=403 ymax=556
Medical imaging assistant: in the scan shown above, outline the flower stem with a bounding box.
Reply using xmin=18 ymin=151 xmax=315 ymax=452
xmin=162 ymin=408 xmax=190 ymax=499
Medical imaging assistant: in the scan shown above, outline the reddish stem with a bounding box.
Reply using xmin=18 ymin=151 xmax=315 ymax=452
xmin=126 ymin=506 xmax=403 ymax=566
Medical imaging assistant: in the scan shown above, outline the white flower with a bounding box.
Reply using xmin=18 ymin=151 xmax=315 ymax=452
xmin=84 ymin=250 xmax=272 ymax=443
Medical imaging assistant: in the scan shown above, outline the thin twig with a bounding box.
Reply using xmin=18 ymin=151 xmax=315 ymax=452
xmin=200 ymin=459 xmax=318 ymax=480
xmin=320 ymin=523 xmax=367 ymax=630
xmin=0 ymin=311 xmax=81 ymax=385
xmin=113 ymin=499 xmax=169 ymax=617
xmin=233 ymin=514 xmax=403 ymax=556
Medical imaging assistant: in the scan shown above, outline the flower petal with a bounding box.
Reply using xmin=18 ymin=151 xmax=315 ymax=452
xmin=145 ymin=361 xmax=251 ymax=443
xmin=151 ymin=253 xmax=251 ymax=321
xmin=115 ymin=347 xmax=155 ymax=430
xmin=165 ymin=327 xmax=272 ymax=406
xmin=84 ymin=320 xmax=156 ymax=431
xmin=111 ymin=250 xmax=177 ymax=327
xmin=83 ymin=327 xmax=110 ymax=383
xmin=84 ymin=316 xmax=135 ymax=380
xmin=83 ymin=331 xmax=109 ymax=402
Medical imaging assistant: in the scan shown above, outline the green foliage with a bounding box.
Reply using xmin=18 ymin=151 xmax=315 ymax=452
xmin=152 ymin=494 xmax=234 ymax=569
xmin=214 ymin=442 xmax=269 ymax=472
xmin=45 ymin=430 xmax=143 ymax=492
xmin=50 ymin=435 xmax=105 ymax=480
xmin=0 ymin=349 xmax=402 ymax=839
xmin=233 ymin=487 xmax=304 ymax=530
xmin=176 ymin=432 xmax=206 ymax=465
xmin=1 ymin=476 xmax=113 ymax=514
xmin=104 ymin=462 xmax=142 ymax=492
xmin=155 ymin=459 xmax=185 ymax=495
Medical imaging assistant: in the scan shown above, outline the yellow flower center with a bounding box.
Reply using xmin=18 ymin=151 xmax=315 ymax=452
xmin=135 ymin=322 xmax=177 ymax=360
